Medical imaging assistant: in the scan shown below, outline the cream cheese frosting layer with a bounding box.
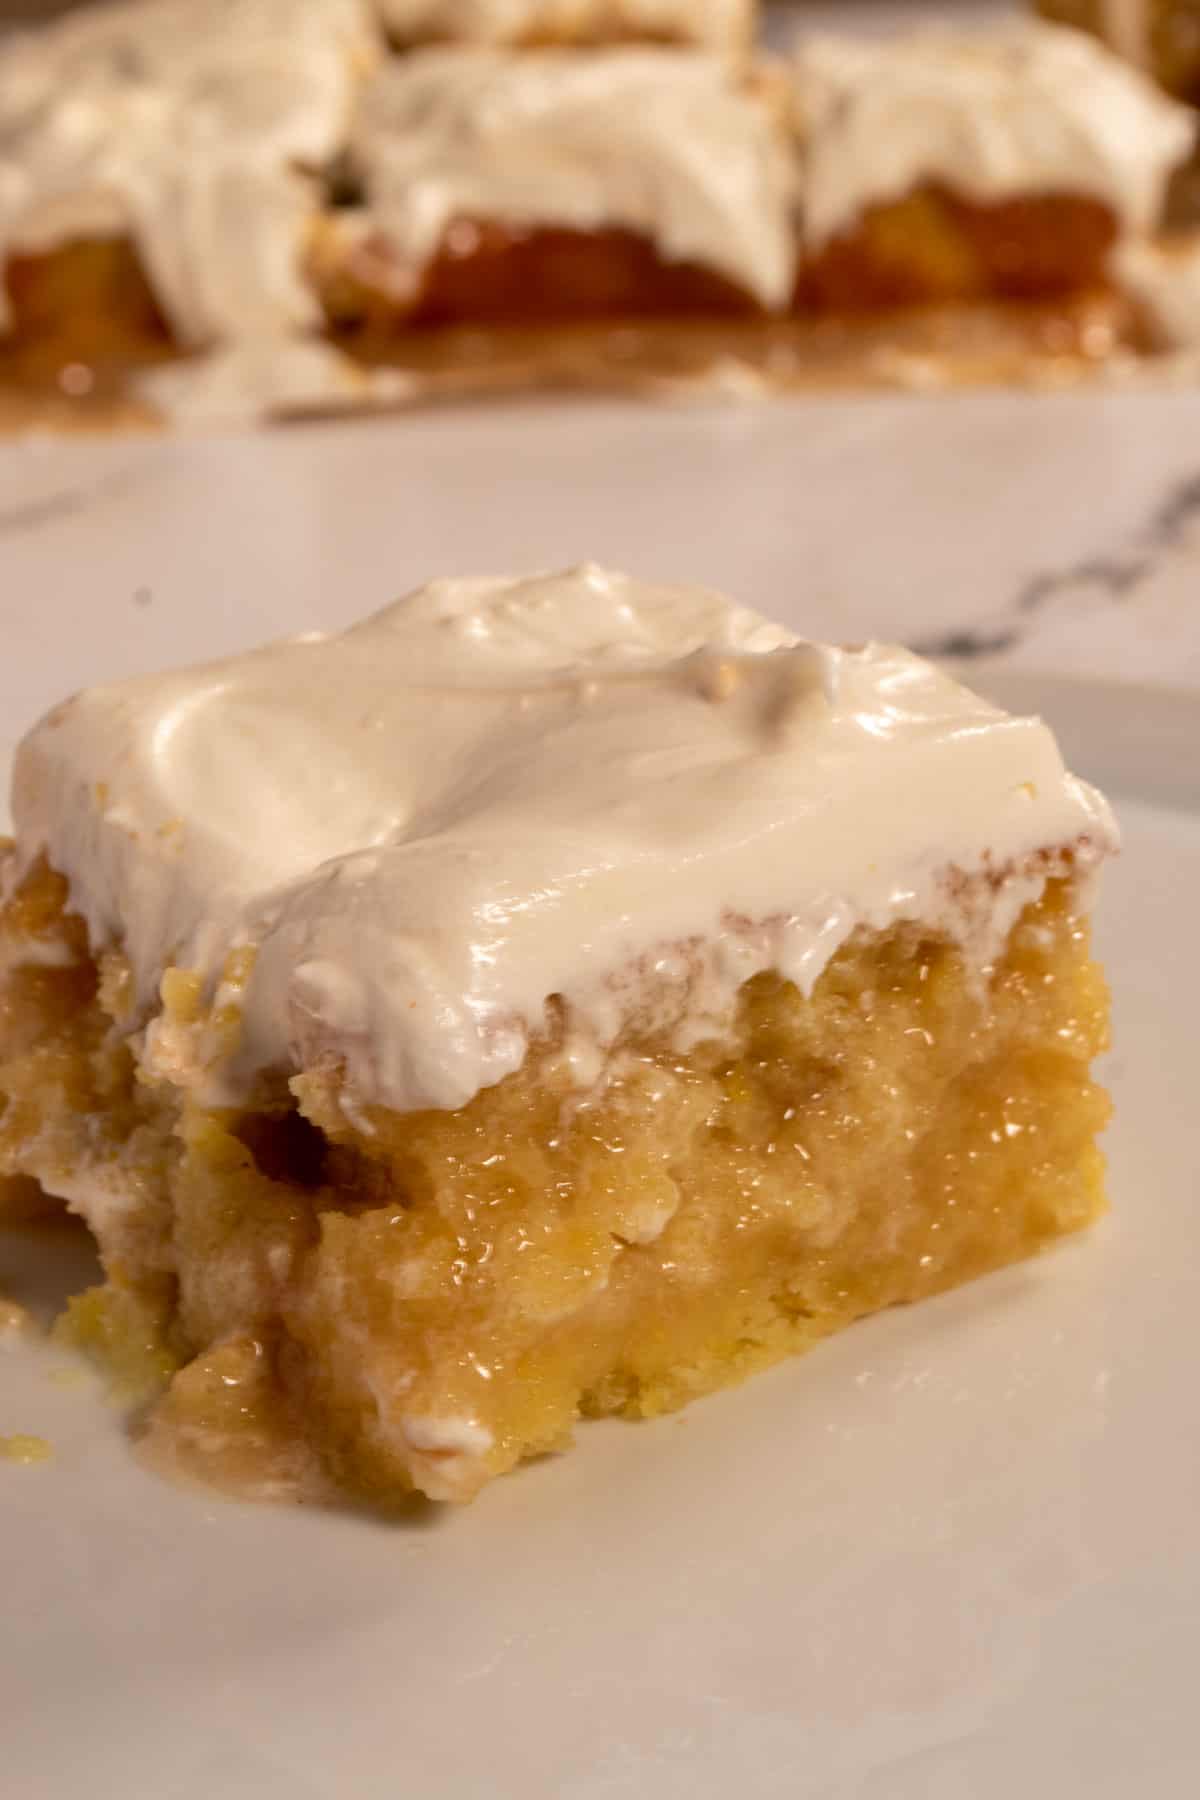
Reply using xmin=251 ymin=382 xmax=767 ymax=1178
xmin=0 ymin=0 xmax=378 ymax=345
xmin=347 ymin=47 xmax=797 ymax=308
xmin=791 ymin=19 xmax=1195 ymax=249
xmin=12 ymin=567 xmax=1116 ymax=1119
xmin=377 ymin=0 xmax=754 ymax=47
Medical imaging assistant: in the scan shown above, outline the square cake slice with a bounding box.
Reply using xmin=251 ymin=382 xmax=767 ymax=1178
xmin=791 ymin=20 xmax=1194 ymax=310
xmin=313 ymin=48 xmax=797 ymax=331
xmin=0 ymin=568 xmax=1117 ymax=1506
xmin=0 ymin=0 xmax=378 ymax=366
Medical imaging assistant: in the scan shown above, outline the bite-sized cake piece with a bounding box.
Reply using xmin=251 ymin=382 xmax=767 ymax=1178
xmin=378 ymin=0 xmax=756 ymax=50
xmin=1036 ymin=0 xmax=1200 ymax=106
xmin=0 ymin=0 xmax=378 ymax=359
xmin=0 ymin=567 xmax=1117 ymax=1507
xmin=791 ymin=20 xmax=1194 ymax=309
xmin=315 ymin=48 xmax=797 ymax=327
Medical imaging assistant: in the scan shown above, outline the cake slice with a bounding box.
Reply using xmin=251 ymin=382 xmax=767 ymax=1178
xmin=313 ymin=47 xmax=797 ymax=330
xmin=791 ymin=20 xmax=1194 ymax=310
xmin=378 ymin=0 xmax=757 ymax=51
xmin=0 ymin=568 xmax=1116 ymax=1506
xmin=0 ymin=0 xmax=378 ymax=366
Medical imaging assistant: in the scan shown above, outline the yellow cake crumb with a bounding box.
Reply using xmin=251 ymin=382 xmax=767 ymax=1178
xmin=0 ymin=858 xmax=1112 ymax=1507
xmin=159 ymin=967 xmax=203 ymax=1023
xmin=1 ymin=1433 xmax=53 ymax=1465
xmin=54 ymin=1285 xmax=179 ymax=1401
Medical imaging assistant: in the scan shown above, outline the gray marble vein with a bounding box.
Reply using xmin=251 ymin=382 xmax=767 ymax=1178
xmin=3 ymin=388 xmax=1200 ymax=726
xmin=915 ymin=467 xmax=1200 ymax=665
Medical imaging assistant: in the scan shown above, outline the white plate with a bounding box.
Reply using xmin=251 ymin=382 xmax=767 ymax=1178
xmin=3 ymin=630 xmax=1199 ymax=1795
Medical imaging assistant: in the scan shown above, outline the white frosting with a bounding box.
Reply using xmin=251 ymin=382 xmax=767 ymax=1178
xmin=791 ymin=20 xmax=1194 ymax=248
xmin=13 ymin=567 xmax=1116 ymax=1119
xmin=377 ymin=0 xmax=753 ymax=47
xmin=134 ymin=336 xmax=413 ymax=427
xmin=0 ymin=0 xmax=377 ymax=345
xmin=348 ymin=48 xmax=797 ymax=308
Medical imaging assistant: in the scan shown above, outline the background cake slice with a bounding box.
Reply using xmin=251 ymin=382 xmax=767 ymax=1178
xmin=0 ymin=0 xmax=378 ymax=365
xmin=791 ymin=20 xmax=1194 ymax=310
xmin=314 ymin=47 xmax=797 ymax=329
xmin=0 ymin=567 xmax=1117 ymax=1505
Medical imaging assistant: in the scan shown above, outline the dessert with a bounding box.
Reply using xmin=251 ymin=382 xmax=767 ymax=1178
xmin=0 ymin=567 xmax=1116 ymax=1506
xmin=1 ymin=2 xmax=1195 ymax=420
xmin=791 ymin=21 xmax=1194 ymax=309
xmin=316 ymin=47 xmax=796 ymax=330
xmin=378 ymin=0 xmax=757 ymax=51
xmin=0 ymin=0 xmax=378 ymax=364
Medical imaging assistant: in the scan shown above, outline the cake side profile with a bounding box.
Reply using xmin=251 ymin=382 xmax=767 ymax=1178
xmin=792 ymin=20 xmax=1194 ymax=308
xmin=317 ymin=48 xmax=797 ymax=329
xmin=0 ymin=0 xmax=378 ymax=360
xmin=0 ymin=569 xmax=1117 ymax=1504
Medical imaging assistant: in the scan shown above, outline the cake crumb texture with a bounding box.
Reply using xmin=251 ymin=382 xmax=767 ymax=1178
xmin=0 ymin=859 xmax=1110 ymax=1505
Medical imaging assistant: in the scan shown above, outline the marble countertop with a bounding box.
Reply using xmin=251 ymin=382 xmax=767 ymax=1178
xmin=5 ymin=2 xmax=1193 ymax=733
xmin=2 ymin=386 xmax=1199 ymax=774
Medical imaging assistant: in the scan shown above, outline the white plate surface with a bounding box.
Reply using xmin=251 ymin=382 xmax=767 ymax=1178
xmin=2 ymin=400 xmax=1199 ymax=1797
xmin=3 ymin=673 xmax=1199 ymax=1799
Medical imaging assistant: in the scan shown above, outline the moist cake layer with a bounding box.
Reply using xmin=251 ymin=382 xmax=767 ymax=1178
xmin=0 ymin=571 xmax=1118 ymax=1505
xmin=12 ymin=567 xmax=1115 ymax=1126
xmin=798 ymin=188 xmax=1122 ymax=309
xmin=317 ymin=219 xmax=769 ymax=330
xmin=0 ymin=855 xmax=1111 ymax=1504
